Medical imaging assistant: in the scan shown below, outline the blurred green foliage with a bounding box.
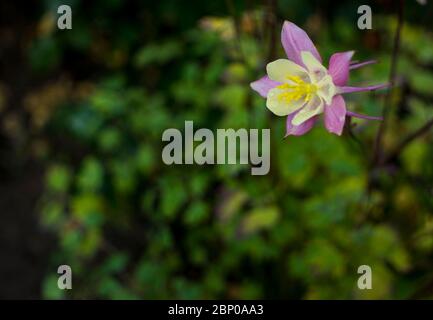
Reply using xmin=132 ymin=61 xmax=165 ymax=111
xmin=17 ymin=0 xmax=433 ymax=299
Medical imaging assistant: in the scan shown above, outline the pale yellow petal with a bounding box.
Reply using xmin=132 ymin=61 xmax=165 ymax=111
xmin=317 ymin=75 xmax=336 ymax=105
xmin=266 ymin=59 xmax=308 ymax=83
xmin=266 ymin=87 xmax=307 ymax=116
xmin=301 ymin=51 xmax=327 ymax=82
xmin=291 ymin=96 xmax=324 ymax=125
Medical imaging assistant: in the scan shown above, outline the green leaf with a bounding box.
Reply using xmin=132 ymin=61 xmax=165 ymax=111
xmin=42 ymin=275 xmax=65 ymax=300
xmin=77 ymin=157 xmax=104 ymax=192
xmin=183 ymin=201 xmax=209 ymax=226
xmin=46 ymin=164 xmax=71 ymax=193
xmin=242 ymin=206 xmax=280 ymax=234
xmin=134 ymin=40 xmax=182 ymax=67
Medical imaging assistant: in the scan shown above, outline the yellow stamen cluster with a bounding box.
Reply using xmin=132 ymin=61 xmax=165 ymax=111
xmin=276 ymin=75 xmax=317 ymax=103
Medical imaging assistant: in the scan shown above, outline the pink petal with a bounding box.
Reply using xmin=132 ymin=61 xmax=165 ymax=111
xmin=346 ymin=111 xmax=382 ymax=121
xmin=324 ymin=95 xmax=346 ymax=136
xmin=328 ymin=51 xmax=354 ymax=86
xmin=338 ymin=83 xmax=389 ymax=94
xmin=285 ymin=110 xmax=317 ymax=137
xmin=250 ymin=76 xmax=281 ymax=98
xmin=281 ymin=21 xmax=322 ymax=68
xmin=349 ymin=60 xmax=377 ymax=70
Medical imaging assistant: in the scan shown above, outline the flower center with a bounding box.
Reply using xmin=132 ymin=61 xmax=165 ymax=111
xmin=276 ymin=75 xmax=317 ymax=104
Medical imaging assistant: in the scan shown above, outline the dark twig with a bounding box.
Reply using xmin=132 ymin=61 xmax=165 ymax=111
xmin=264 ymin=0 xmax=279 ymax=179
xmin=385 ymin=118 xmax=433 ymax=163
xmin=371 ymin=0 xmax=405 ymax=166
xmin=246 ymin=0 xmax=264 ymax=46
xmin=225 ymin=0 xmax=246 ymax=63
xmin=345 ymin=118 xmax=365 ymax=154
xmin=266 ymin=0 xmax=277 ymax=61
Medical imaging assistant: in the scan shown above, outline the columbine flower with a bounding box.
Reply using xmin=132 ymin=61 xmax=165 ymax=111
xmin=251 ymin=21 xmax=387 ymax=136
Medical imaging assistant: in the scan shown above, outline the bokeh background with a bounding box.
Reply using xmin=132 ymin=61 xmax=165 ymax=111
xmin=1 ymin=0 xmax=433 ymax=299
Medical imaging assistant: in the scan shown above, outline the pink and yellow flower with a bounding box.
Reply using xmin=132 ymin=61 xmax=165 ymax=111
xmin=251 ymin=21 xmax=388 ymax=136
